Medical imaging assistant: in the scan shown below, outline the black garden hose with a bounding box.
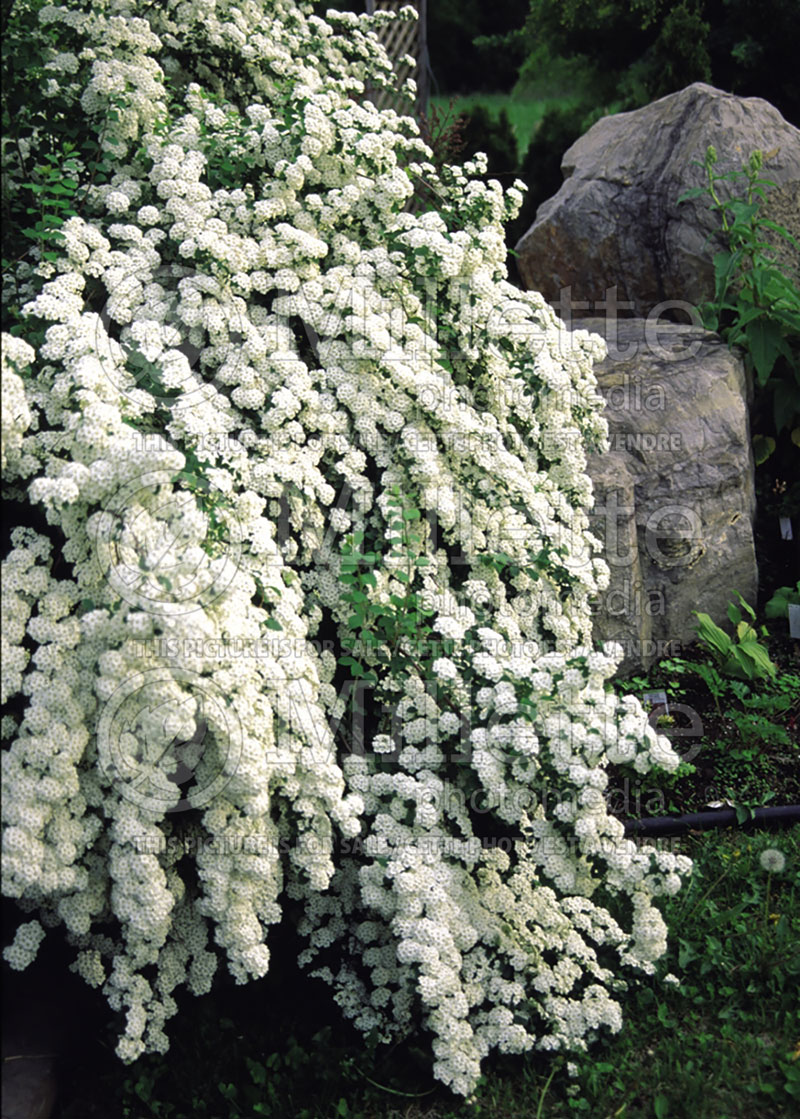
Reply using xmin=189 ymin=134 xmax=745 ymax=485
xmin=623 ymin=803 xmax=800 ymax=837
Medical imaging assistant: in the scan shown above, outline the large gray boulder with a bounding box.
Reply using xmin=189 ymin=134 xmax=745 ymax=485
xmin=575 ymin=318 xmax=757 ymax=676
xmin=516 ymin=83 xmax=800 ymax=317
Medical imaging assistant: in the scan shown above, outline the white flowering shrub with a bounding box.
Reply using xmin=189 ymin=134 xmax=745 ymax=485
xmin=1 ymin=0 xmax=691 ymax=1096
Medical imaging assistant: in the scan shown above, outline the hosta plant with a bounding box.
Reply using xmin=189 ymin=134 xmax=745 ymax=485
xmin=693 ymin=592 xmax=777 ymax=683
xmin=1 ymin=0 xmax=690 ymax=1097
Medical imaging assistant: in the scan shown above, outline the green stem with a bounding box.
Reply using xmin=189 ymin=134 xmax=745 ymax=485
xmin=707 ymin=168 xmax=729 ymax=235
xmin=535 ymin=1063 xmax=558 ymax=1119
xmin=763 ymin=873 xmax=772 ymax=929
xmin=681 ymin=862 xmax=733 ymax=924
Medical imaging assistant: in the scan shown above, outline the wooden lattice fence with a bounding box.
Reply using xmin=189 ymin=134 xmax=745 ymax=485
xmin=364 ymin=0 xmax=429 ymax=119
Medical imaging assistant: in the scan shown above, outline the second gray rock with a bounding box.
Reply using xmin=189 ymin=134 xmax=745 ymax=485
xmin=575 ymin=318 xmax=757 ymax=676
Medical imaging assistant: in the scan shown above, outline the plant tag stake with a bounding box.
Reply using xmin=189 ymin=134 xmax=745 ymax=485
xmin=789 ymin=603 xmax=800 ymax=640
xmin=643 ymin=689 xmax=669 ymax=715
xmin=779 ymin=516 xmax=793 ymax=540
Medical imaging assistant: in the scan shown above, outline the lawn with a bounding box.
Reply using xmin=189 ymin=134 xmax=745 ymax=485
xmin=429 ymin=92 xmax=580 ymax=163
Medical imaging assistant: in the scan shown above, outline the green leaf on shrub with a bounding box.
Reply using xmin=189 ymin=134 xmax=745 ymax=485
xmin=752 ymin=433 xmax=776 ymax=464
xmin=744 ymin=318 xmax=782 ymax=385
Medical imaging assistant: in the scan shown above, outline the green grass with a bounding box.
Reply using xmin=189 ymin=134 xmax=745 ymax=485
xmin=429 ymin=92 xmax=580 ymax=163
xmin=58 ymin=827 xmax=800 ymax=1119
xmin=429 ymin=47 xmax=602 ymax=165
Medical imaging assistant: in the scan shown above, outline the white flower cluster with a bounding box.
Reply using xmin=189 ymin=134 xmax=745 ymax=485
xmin=1 ymin=337 xmax=34 ymax=474
xmin=3 ymin=920 xmax=46 ymax=971
xmin=2 ymin=0 xmax=690 ymax=1096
